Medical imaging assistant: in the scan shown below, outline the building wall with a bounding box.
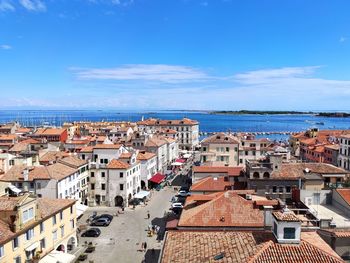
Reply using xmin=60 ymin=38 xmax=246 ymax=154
xmin=201 ymin=143 xmax=239 ymax=167
xmin=0 ymin=203 xmax=77 ymax=263
xmin=332 ymin=190 xmax=350 ymax=218
xmin=139 ymin=157 xmax=157 ymax=186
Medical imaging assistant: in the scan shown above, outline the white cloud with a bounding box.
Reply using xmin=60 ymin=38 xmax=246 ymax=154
xmin=71 ymin=64 xmax=212 ymax=83
xmin=0 ymin=0 xmax=15 ymax=11
xmin=0 ymin=44 xmax=12 ymax=50
xmin=19 ymin=0 xmax=46 ymax=12
xmin=340 ymin=36 xmax=347 ymax=43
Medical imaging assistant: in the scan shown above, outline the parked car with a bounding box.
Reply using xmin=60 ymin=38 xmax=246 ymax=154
xmin=177 ymin=190 xmax=191 ymax=197
xmin=90 ymin=218 xmax=110 ymax=227
xmin=171 ymin=203 xmax=184 ymax=209
xmin=95 ymin=214 xmax=113 ymax=221
xmin=180 ymin=186 xmax=190 ymax=192
xmin=81 ymin=228 xmax=101 ymax=237
xmin=129 ymin=198 xmax=141 ymax=206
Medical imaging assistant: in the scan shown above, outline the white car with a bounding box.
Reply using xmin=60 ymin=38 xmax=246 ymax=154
xmin=171 ymin=203 xmax=184 ymax=209
xmin=177 ymin=190 xmax=191 ymax=197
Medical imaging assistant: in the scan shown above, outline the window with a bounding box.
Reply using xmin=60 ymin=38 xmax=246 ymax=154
xmin=0 ymin=245 xmax=3 ymax=258
xmin=71 ymin=219 xmax=75 ymax=229
xmin=120 ymin=184 xmax=124 ymax=191
xmin=272 ymin=186 xmax=277 ymax=193
xmin=91 ymin=183 xmax=95 ymax=190
xmin=226 ymin=147 xmax=229 ymax=152
xmin=283 ymin=228 xmax=296 ymax=239
xmin=70 ymin=205 xmax=73 ymax=214
xmin=52 ymin=215 xmax=57 ymax=225
xmin=102 ymin=184 xmax=106 ymax=190
xmin=53 ymin=230 xmax=57 ymax=241
xmin=22 ymin=207 xmax=34 ymax=223
xmin=120 ymin=172 xmax=124 ymax=178
xmin=14 ymin=256 xmax=21 ymax=263
xmin=26 ymin=228 xmax=34 ymax=240
xmin=30 ymin=182 xmax=34 ymax=188
xmin=286 ymin=186 xmax=291 ymax=193
xmin=60 ymin=211 xmax=63 ymax=220
xmin=12 ymin=236 xmax=19 ymax=249
xmin=60 ymin=225 xmax=65 ymax=237
xmin=91 ymin=172 xmax=95 ymax=177
xmin=101 ymin=172 xmax=105 ymax=178
xmin=37 ymin=182 xmax=41 ymax=189
xmin=40 ymin=222 xmax=44 ymax=233
xmin=40 ymin=238 xmax=46 ymax=250
xmin=17 ymin=182 xmax=22 ymax=188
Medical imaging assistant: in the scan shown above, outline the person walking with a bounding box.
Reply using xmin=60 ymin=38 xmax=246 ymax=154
xmin=147 ymin=211 xmax=150 ymax=219
xmin=143 ymin=242 xmax=147 ymax=252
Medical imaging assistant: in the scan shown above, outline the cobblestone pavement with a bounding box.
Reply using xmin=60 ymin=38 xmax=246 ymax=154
xmin=77 ymin=186 xmax=177 ymax=263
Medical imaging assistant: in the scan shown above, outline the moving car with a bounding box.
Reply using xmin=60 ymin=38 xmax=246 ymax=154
xmin=81 ymin=228 xmax=101 ymax=237
xmin=90 ymin=217 xmax=110 ymax=227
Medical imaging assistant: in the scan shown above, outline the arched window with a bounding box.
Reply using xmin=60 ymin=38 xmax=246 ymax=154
xmin=263 ymin=172 xmax=270 ymax=178
xmin=253 ymin=172 xmax=260 ymax=179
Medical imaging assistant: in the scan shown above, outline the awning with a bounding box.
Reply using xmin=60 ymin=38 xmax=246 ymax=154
xmin=134 ymin=190 xmax=150 ymax=199
xmin=183 ymin=153 xmax=191 ymax=159
xmin=39 ymin=250 xmax=76 ymax=263
xmin=171 ymin=162 xmax=183 ymax=166
xmin=76 ymin=203 xmax=88 ymax=218
xmin=175 ymin=159 xmax=186 ymax=163
xmin=149 ymin=173 xmax=165 ymax=184
xmin=25 ymin=242 xmax=39 ymax=252
xmin=8 ymin=184 xmax=21 ymax=194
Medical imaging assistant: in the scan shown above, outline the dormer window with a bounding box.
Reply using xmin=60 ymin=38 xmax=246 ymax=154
xmin=284 ymin=227 xmax=296 ymax=239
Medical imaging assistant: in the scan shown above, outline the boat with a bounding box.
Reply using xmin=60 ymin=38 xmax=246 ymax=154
xmin=316 ymin=122 xmax=325 ymax=125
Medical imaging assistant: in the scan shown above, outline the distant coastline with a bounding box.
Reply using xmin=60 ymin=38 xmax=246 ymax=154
xmin=210 ymin=110 xmax=350 ymax=117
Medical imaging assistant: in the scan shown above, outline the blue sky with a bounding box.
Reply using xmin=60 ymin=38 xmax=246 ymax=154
xmin=1 ymin=0 xmax=350 ymax=110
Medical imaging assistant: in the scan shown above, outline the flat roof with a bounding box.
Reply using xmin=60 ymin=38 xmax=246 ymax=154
xmin=309 ymin=204 xmax=350 ymax=228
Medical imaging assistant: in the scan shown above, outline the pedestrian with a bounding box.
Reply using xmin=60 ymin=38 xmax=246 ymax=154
xmin=147 ymin=211 xmax=150 ymax=219
xmin=141 ymin=242 xmax=144 ymax=252
xmin=143 ymin=242 xmax=147 ymax=251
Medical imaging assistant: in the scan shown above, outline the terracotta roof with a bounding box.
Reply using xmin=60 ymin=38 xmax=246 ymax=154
xmin=271 ymin=163 xmax=348 ymax=180
xmin=336 ymin=188 xmax=350 ymax=206
xmin=0 ymin=162 xmax=77 ymax=182
xmin=193 ymin=166 xmax=243 ymax=177
xmin=272 ymin=210 xmax=300 ymax=222
xmin=145 ymin=137 xmax=167 ymax=147
xmin=161 ymin=231 xmax=343 ymax=263
xmin=93 ymin=144 xmax=122 ymax=149
xmin=202 ymin=132 xmax=239 ymax=144
xmin=107 ymin=159 xmax=130 ymax=169
xmin=190 ymin=176 xmax=232 ymax=192
xmin=39 ymin=151 xmax=70 ymax=163
xmin=319 ymin=228 xmax=350 ymax=238
xmin=8 ymin=142 xmax=30 ymax=152
xmin=0 ymin=134 xmax=17 ymax=141
xmin=36 ymin=198 xmax=76 ymax=218
xmin=79 ymin=146 xmax=94 ymax=153
xmin=119 ymin=152 xmax=132 ymax=159
xmin=249 ymin=232 xmax=343 ymax=263
xmin=161 ymin=231 xmax=273 ymax=263
xmin=0 ymin=165 xmax=51 ymax=181
xmin=138 ymin=118 xmax=198 ymax=126
xmin=137 ymin=152 xmax=156 ymax=161
xmin=34 ymin=128 xmax=66 ymax=136
xmin=59 ymin=156 xmax=87 ymax=168
xmin=178 ymin=191 xmax=264 ymax=228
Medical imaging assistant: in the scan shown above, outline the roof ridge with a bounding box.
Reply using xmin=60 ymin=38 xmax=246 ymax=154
xmin=246 ymin=240 xmax=274 ymax=263
xmin=301 ymin=239 xmax=344 ymax=262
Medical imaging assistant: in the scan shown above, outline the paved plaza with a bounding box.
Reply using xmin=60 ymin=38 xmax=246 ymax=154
xmin=77 ymin=185 xmax=177 ymax=263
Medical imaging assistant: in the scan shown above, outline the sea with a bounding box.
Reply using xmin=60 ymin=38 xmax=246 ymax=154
xmin=1 ymin=110 xmax=350 ymax=141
